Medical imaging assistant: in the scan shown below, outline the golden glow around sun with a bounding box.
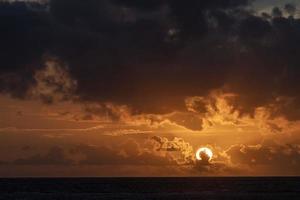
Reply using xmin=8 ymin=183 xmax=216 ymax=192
xmin=196 ymin=147 xmax=213 ymax=161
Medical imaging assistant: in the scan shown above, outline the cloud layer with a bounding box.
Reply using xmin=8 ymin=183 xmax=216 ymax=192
xmin=1 ymin=0 xmax=300 ymax=176
xmin=0 ymin=0 xmax=300 ymax=118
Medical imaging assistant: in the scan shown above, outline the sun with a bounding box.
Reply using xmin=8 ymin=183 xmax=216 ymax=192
xmin=196 ymin=147 xmax=213 ymax=161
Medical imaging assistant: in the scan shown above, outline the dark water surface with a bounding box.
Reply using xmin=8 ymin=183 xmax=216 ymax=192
xmin=0 ymin=177 xmax=299 ymax=199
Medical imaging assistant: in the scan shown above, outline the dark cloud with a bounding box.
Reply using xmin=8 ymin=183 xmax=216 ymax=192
xmin=112 ymin=0 xmax=165 ymax=11
xmin=83 ymin=103 xmax=128 ymax=122
xmin=193 ymin=160 xmax=240 ymax=175
xmin=70 ymin=142 xmax=175 ymax=166
xmin=0 ymin=1 xmax=51 ymax=98
xmin=13 ymin=146 xmax=73 ymax=165
xmin=197 ymin=152 xmax=211 ymax=164
xmin=70 ymin=144 xmax=129 ymax=165
xmin=0 ymin=161 xmax=7 ymax=165
xmin=272 ymin=7 xmax=283 ymax=18
xmin=1 ymin=0 xmax=300 ymax=121
xmin=166 ymin=112 xmax=203 ymax=131
xmin=3 ymin=142 xmax=176 ymax=166
xmin=284 ymin=4 xmax=296 ymax=16
xmin=21 ymin=145 xmax=32 ymax=151
xmin=226 ymin=143 xmax=300 ymax=174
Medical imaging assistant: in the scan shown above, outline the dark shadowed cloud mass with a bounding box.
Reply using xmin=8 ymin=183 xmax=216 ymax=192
xmin=13 ymin=146 xmax=73 ymax=165
xmin=0 ymin=0 xmax=300 ymax=118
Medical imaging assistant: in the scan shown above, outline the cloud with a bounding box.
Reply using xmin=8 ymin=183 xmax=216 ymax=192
xmin=151 ymin=136 xmax=194 ymax=164
xmin=272 ymin=7 xmax=283 ymax=18
xmin=28 ymin=56 xmax=77 ymax=103
xmin=13 ymin=146 xmax=73 ymax=165
xmin=193 ymin=160 xmax=244 ymax=175
xmin=150 ymin=136 xmax=242 ymax=175
xmin=184 ymin=90 xmax=300 ymax=135
xmin=226 ymin=142 xmax=300 ymax=174
xmin=69 ymin=140 xmax=177 ymax=166
xmin=284 ymin=4 xmax=297 ymax=16
xmin=8 ymin=135 xmax=300 ymax=175
xmin=1 ymin=0 xmax=299 ymax=118
xmin=166 ymin=112 xmax=203 ymax=131
xmin=83 ymin=103 xmax=132 ymax=122
xmin=7 ymin=137 xmax=227 ymax=175
xmin=0 ymin=161 xmax=7 ymax=165
xmin=70 ymin=144 xmax=127 ymax=165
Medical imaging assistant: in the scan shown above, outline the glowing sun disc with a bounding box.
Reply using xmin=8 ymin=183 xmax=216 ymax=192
xmin=196 ymin=147 xmax=213 ymax=161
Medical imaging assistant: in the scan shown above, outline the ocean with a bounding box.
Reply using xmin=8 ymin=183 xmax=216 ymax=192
xmin=0 ymin=177 xmax=299 ymax=199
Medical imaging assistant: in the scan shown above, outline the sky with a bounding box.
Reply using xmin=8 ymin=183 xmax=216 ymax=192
xmin=1 ymin=0 xmax=300 ymax=177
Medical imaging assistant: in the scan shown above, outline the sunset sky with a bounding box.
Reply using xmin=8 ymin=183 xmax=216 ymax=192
xmin=1 ymin=0 xmax=300 ymax=177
